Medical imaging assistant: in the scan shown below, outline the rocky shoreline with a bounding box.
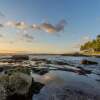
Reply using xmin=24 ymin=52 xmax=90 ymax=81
xmin=0 ymin=55 xmax=100 ymax=100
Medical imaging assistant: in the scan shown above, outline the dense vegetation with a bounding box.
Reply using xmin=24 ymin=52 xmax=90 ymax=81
xmin=80 ymin=35 xmax=100 ymax=52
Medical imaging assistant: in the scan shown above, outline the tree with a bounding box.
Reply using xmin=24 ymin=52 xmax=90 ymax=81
xmin=80 ymin=35 xmax=100 ymax=52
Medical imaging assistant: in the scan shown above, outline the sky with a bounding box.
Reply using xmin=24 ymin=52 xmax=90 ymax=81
xmin=0 ymin=0 xmax=100 ymax=53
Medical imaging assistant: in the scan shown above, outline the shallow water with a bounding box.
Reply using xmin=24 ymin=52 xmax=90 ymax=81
xmin=30 ymin=55 xmax=100 ymax=100
xmin=0 ymin=55 xmax=100 ymax=100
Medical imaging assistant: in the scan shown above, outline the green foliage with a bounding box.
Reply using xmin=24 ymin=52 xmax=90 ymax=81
xmin=80 ymin=35 xmax=100 ymax=52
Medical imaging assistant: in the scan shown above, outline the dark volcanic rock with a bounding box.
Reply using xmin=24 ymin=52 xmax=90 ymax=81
xmin=81 ymin=59 xmax=98 ymax=65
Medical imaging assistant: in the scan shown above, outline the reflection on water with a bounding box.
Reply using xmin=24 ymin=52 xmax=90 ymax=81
xmin=0 ymin=55 xmax=100 ymax=100
xmin=32 ymin=70 xmax=100 ymax=95
xmin=32 ymin=70 xmax=100 ymax=100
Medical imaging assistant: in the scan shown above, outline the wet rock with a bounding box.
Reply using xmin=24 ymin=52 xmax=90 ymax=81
xmin=77 ymin=67 xmax=91 ymax=75
xmin=0 ymin=67 xmax=4 ymax=72
xmin=0 ymin=72 xmax=44 ymax=100
xmin=0 ymin=73 xmax=32 ymax=99
xmin=0 ymin=84 xmax=7 ymax=100
xmin=31 ymin=58 xmax=47 ymax=62
xmin=32 ymin=67 xmax=49 ymax=75
xmin=45 ymin=60 xmax=52 ymax=64
xmin=5 ymin=68 xmax=30 ymax=76
xmin=7 ymin=79 xmax=44 ymax=100
xmin=81 ymin=59 xmax=98 ymax=65
xmin=31 ymin=81 xmax=44 ymax=94
xmin=12 ymin=55 xmax=29 ymax=61
xmin=96 ymin=79 xmax=100 ymax=82
xmin=34 ymin=61 xmax=44 ymax=66
xmin=31 ymin=58 xmax=52 ymax=65
xmin=53 ymin=61 xmax=69 ymax=65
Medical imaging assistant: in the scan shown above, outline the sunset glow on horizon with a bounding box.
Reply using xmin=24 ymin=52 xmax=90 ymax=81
xmin=0 ymin=0 xmax=100 ymax=53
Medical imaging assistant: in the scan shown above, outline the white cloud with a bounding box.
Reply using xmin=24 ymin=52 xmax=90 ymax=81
xmin=5 ymin=21 xmax=29 ymax=30
xmin=0 ymin=19 xmax=67 ymax=43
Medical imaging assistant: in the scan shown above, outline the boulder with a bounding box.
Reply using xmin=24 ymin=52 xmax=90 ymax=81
xmin=0 ymin=72 xmax=44 ymax=100
xmin=0 ymin=84 xmax=7 ymax=100
xmin=81 ymin=59 xmax=98 ymax=65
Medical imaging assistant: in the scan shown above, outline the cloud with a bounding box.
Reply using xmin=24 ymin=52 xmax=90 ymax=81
xmin=23 ymin=33 xmax=34 ymax=42
xmin=39 ymin=23 xmax=57 ymax=33
xmin=32 ymin=19 xmax=67 ymax=33
xmin=15 ymin=22 xmax=29 ymax=29
xmin=0 ymin=11 xmax=5 ymax=17
xmin=0 ymin=24 xmax=3 ymax=27
xmin=5 ymin=21 xmax=29 ymax=29
xmin=5 ymin=21 xmax=16 ymax=27
xmin=0 ymin=34 xmax=3 ymax=37
xmin=4 ymin=19 xmax=67 ymax=33
xmin=13 ymin=30 xmax=34 ymax=43
xmin=0 ymin=19 xmax=67 ymax=43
